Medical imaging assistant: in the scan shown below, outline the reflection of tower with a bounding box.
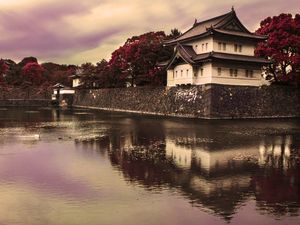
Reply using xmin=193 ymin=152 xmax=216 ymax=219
xmin=164 ymin=137 xmax=262 ymax=220
xmin=258 ymin=136 xmax=292 ymax=170
xmin=165 ymin=138 xmax=260 ymax=175
xmin=166 ymin=139 xmax=192 ymax=169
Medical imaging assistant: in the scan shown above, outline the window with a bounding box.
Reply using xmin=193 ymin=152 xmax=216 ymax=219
xmin=205 ymin=43 xmax=208 ymax=51
xmin=202 ymin=44 xmax=204 ymax=51
xmin=234 ymin=44 xmax=238 ymax=52
xmin=234 ymin=69 xmax=238 ymax=77
xmin=245 ymin=69 xmax=249 ymax=77
xmin=175 ymin=71 xmax=178 ymax=78
xmin=223 ymin=43 xmax=226 ymax=51
xmin=250 ymin=70 xmax=254 ymax=77
xmin=186 ymin=69 xmax=189 ymax=76
xmin=230 ymin=69 xmax=238 ymax=77
xmin=239 ymin=45 xmax=242 ymax=52
xmin=181 ymin=70 xmax=183 ymax=77
xmin=195 ymin=45 xmax=198 ymax=51
xmin=235 ymin=44 xmax=242 ymax=52
xmin=200 ymin=68 xmax=204 ymax=76
xmin=218 ymin=42 xmax=226 ymax=51
xmin=218 ymin=68 xmax=222 ymax=76
xmin=218 ymin=42 xmax=222 ymax=50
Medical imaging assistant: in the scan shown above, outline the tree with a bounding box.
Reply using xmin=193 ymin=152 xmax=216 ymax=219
xmin=168 ymin=28 xmax=182 ymax=39
xmin=21 ymin=62 xmax=45 ymax=86
xmin=78 ymin=62 xmax=97 ymax=88
xmin=0 ymin=59 xmax=8 ymax=85
xmin=42 ymin=62 xmax=74 ymax=87
xmin=255 ymin=13 xmax=300 ymax=85
xmin=108 ymin=31 xmax=173 ymax=86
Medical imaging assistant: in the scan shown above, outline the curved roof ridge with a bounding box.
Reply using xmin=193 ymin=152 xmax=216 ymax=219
xmin=194 ymin=10 xmax=233 ymax=27
xmin=172 ymin=10 xmax=233 ymax=42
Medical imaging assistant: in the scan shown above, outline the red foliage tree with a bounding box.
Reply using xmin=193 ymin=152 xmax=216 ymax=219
xmin=21 ymin=62 xmax=45 ymax=86
xmin=255 ymin=13 xmax=300 ymax=85
xmin=109 ymin=31 xmax=173 ymax=86
xmin=0 ymin=59 xmax=9 ymax=85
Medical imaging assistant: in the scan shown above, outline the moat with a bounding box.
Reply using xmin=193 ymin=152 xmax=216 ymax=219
xmin=0 ymin=107 xmax=299 ymax=225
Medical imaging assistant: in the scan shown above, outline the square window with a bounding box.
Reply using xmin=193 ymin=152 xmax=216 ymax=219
xmin=223 ymin=43 xmax=226 ymax=51
xmin=234 ymin=44 xmax=238 ymax=52
xmin=239 ymin=45 xmax=242 ymax=52
xmin=218 ymin=42 xmax=222 ymax=50
xmin=218 ymin=68 xmax=222 ymax=76
xmin=234 ymin=69 xmax=238 ymax=77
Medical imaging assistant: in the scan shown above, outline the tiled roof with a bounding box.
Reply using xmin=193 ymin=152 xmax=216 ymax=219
xmin=165 ymin=9 xmax=266 ymax=45
xmin=206 ymin=52 xmax=270 ymax=63
xmin=213 ymin=29 xmax=267 ymax=40
xmin=165 ymin=43 xmax=270 ymax=69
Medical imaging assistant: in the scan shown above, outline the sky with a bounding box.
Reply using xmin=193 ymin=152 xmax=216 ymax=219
xmin=0 ymin=0 xmax=299 ymax=65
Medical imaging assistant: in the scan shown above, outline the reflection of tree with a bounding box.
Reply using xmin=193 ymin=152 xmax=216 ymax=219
xmin=252 ymin=167 xmax=300 ymax=217
xmin=252 ymin=136 xmax=300 ymax=217
xmin=73 ymin=117 xmax=300 ymax=221
xmin=109 ymin=146 xmax=181 ymax=188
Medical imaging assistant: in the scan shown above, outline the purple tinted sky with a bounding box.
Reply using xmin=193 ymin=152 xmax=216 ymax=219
xmin=0 ymin=0 xmax=299 ymax=64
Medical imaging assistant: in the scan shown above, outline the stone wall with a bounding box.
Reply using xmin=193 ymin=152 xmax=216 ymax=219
xmin=73 ymin=84 xmax=300 ymax=119
xmin=209 ymin=84 xmax=300 ymax=118
xmin=0 ymin=87 xmax=51 ymax=100
xmin=0 ymin=99 xmax=51 ymax=107
xmin=0 ymin=87 xmax=52 ymax=107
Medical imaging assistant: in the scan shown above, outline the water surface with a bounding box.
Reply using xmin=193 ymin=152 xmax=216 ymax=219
xmin=0 ymin=107 xmax=299 ymax=225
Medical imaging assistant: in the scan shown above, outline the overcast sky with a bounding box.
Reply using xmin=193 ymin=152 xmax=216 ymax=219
xmin=0 ymin=0 xmax=299 ymax=65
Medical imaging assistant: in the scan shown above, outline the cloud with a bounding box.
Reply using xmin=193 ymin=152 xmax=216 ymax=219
xmin=0 ymin=0 xmax=299 ymax=64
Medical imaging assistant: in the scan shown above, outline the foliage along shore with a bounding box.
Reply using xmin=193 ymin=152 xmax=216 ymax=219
xmin=0 ymin=13 xmax=299 ymax=91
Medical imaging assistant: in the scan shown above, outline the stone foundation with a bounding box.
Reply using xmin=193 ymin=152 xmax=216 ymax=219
xmin=73 ymin=84 xmax=300 ymax=119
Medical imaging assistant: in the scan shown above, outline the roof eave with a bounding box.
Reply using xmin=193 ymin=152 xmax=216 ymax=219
xmin=164 ymin=32 xmax=211 ymax=46
xmin=212 ymin=29 xmax=268 ymax=41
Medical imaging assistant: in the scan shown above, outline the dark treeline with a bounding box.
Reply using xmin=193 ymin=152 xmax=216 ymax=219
xmin=0 ymin=13 xmax=299 ymax=90
xmin=0 ymin=29 xmax=181 ymax=89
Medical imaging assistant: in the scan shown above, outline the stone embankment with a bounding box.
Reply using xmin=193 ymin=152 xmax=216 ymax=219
xmin=73 ymin=84 xmax=300 ymax=119
xmin=0 ymin=87 xmax=52 ymax=106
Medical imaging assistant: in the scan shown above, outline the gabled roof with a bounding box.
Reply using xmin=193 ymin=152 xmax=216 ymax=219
xmin=165 ymin=8 xmax=266 ymax=45
xmin=166 ymin=44 xmax=197 ymax=69
xmin=166 ymin=44 xmax=270 ymax=69
xmin=196 ymin=52 xmax=271 ymax=64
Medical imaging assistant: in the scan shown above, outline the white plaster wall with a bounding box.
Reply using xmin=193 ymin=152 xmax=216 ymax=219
xmin=168 ymin=63 xmax=263 ymax=86
xmin=167 ymin=70 xmax=175 ymax=86
xmin=193 ymin=62 xmax=213 ymax=85
xmin=213 ymin=38 xmax=256 ymax=56
xmin=211 ymin=65 xmax=263 ymax=86
xmin=73 ymin=78 xmax=81 ymax=87
xmin=186 ymin=37 xmax=214 ymax=54
xmin=171 ymin=63 xmax=194 ymax=85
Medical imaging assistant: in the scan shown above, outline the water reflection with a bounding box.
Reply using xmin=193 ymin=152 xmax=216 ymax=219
xmin=0 ymin=108 xmax=300 ymax=224
xmin=74 ymin=119 xmax=300 ymax=221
